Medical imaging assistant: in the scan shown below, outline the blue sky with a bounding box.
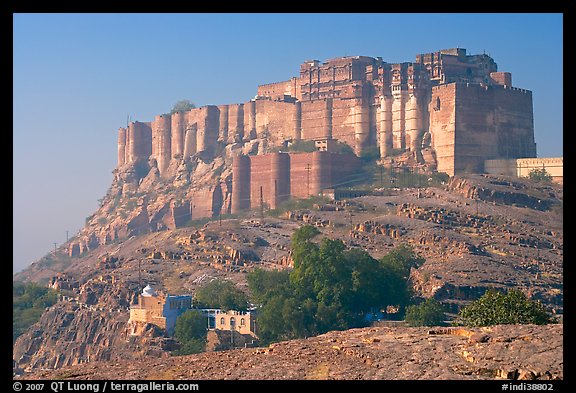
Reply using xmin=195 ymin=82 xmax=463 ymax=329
xmin=13 ymin=13 xmax=563 ymax=273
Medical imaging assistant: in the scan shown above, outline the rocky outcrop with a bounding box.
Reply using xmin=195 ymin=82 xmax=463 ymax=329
xmin=21 ymin=324 xmax=562 ymax=380
xmin=447 ymin=175 xmax=559 ymax=211
xmin=12 ymin=302 xmax=175 ymax=372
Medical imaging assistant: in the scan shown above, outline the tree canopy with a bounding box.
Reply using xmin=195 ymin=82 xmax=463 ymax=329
xmin=456 ymin=288 xmax=553 ymax=327
xmin=170 ymin=99 xmax=196 ymax=114
xmin=173 ymin=310 xmax=207 ymax=355
xmin=13 ymin=282 xmax=58 ymax=342
xmin=193 ymin=279 xmax=249 ymax=311
xmin=405 ymin=298 xmax=446 ymax=327
xmin=248 ymin=225 xmax=423 ymax=344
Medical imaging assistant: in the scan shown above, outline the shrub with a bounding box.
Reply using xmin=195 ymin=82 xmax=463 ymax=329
xmin=13 ymin=282 xmax=58 ymax=342
xmin=173 ymin=310 xmax=207 ymax=355
xmin=170 ymin=100 xmax=196 ymax=114
xmin=528 ymin=168 xmax=553 ymax=183
xmin=405 ymin=298 xmax=446 ymax=326
xmin=456 ymin=288 xmax=553 ymax=327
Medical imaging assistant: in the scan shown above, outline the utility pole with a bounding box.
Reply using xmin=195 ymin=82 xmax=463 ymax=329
xmin=349 ymin=213 xmax=354 ymax=247
xmin=441 ymin=212 xmax=447 ymax=263
xmin=259 ymin=186 xmax=264 ymax=219
xmin=305 ymin=163 xmax=311 ymax=197
xmin=230 ymin=318 xmax=235 ymax=348
xmin=138 ymin=259 xmax=142 ymax=290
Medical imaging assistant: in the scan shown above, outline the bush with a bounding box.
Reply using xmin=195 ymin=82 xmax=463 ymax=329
xmin=456 ymin=288 xmax=553 ymax=327
xmin=405 ymin=298 xmax=446 ymax=326
xmin=170 ymin=100 xmax=196 ymax=114
xmin=528 ymin=168 xmax=553 ymax=183
xmin=173 ymin=310 xmax=207 ymax=355
xmin=13 ymin=282 xmax=58 ymax=342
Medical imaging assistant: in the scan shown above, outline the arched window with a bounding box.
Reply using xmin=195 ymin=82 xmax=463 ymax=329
xmin=230 ymin=317 xmax=236 ymax=326
xmin=240 ymin=318 xmax=246 ymax=326
xmin=220 ymin=317 xmax=225 ymax=325
xmin=434 ymin=97 xmax=441 ymax=111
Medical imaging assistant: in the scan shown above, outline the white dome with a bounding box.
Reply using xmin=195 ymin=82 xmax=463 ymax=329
xmin=142 ymin=285 xmax=156 ymax=297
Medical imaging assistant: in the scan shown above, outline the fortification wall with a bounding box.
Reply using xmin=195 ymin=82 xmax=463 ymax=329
xmin=192 ymin=184 xmax=223 ymax=219
xmin=485 ymin=157 xmax=563 ymax=184
xmin=227 ymin=104 xmax=244 ymax=143
xmin=257 ymin=77 xmax=300 ymax=100
xmin=171 ymin=111 xmax=185 ymax=158
xmin=330 ymin=98 xmax=359 ymax=150
xmin=254 ymin=100 xmax=299 ymax=145
xmin=249 ymin=154 xmax=273 ymax=210
xmin=217 ymin=104 xmax=229 ymax=143
xmin=231 ymin=152 xmax=361 ymax=211
xmin=194 ymin=106 xmax=220 ymax=155
xmin=453 ymin=83 xmax=499 ymax=173
xmin=126 ymin=121 xmax=152 ymax=164
xmin=151 ymin=115 xmax=172 ymax=175
xmin=232 ymin=155 xmax=251 ymax=214
xmin=248 ymin=153 xmax=291 ymax=210
xmin=118 ymin=127 xmax=127 ymax=166
xmin=429 ymin=84 xmax=456 ymax=175
xmin=300 ymin=100 xmax=332 ymax=141
xmin=492 ymin=86 xmax=535 ymax=158
xmin=289 ymin=153 xmax=315 ymax=199
xmin=452 ymin=83 xmax=535 ymax=174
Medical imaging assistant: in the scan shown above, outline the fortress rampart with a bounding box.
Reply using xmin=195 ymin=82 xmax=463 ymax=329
xmin=117 ymin=48 xmax=535 ymax=178
xmin=231 ymin=151 xmax=361 ymax=214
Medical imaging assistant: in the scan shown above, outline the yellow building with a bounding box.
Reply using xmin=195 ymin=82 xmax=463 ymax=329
xmin=484 ymin=157 xmax=563 ymax=184
xmin=202 ymin=309 xmax=256 ymax=336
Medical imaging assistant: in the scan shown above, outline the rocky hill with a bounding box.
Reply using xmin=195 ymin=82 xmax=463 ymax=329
xmin=13 ymin=172 xmax=563 ymax=374
xmin=20 ymin=324 xmax=562 ymax=380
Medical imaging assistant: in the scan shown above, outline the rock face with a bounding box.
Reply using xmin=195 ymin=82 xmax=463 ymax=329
xmin=447 ymin=175 xmax=560 ymax=211
xmin=21 ymin=324 xmax=562 ymax=380
xmin=12 ymin=302 xmax=176 ymax=372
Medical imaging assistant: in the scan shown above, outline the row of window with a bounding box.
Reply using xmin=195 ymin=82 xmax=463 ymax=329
xmin=220 ymin=317 xmax=246 ymax=326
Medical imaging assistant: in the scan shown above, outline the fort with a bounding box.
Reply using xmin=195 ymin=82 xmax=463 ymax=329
xmin=117 ymin=47 xmax=536 ymax=179
xmin=69 ymin=48 xmax=546 ymax=256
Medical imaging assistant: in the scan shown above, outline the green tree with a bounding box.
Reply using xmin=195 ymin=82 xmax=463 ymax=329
xmin=249 ymin=226 xmax=422 ymax=344
xmin=13 ymin=282 xmax=58 ymax=342
xmin=247 ymin=268 xmax=291 ymax=304
xmin=528 ymin=168 xmax=553 ymax=183
xmin=173 ymin=310 xmax=207 ymax=355
xmin=170 ymin=99 xmax=196 ymax=114
xmin=456 ymin=288 xmax=553 ymax=327
xmin=405 ymin=298 xmax=446 ymax=326
xmin=194 ymin=279 xmax=249 ymax=311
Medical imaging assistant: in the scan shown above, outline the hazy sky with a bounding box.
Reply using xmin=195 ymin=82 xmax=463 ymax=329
xmin=13 ymin=13 xmax=563 ymax=273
